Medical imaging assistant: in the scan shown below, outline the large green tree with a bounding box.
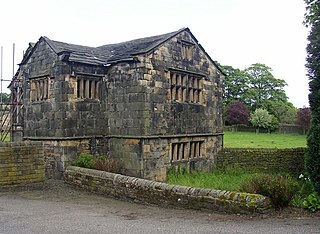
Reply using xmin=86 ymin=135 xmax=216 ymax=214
xmin=221 ymin=65 xmax=248 ymax=107
xmin=304 ymin=0 xmax=320 ymax=193
xmin=220 ymin=63 xmax=293 ymax=123
xmin=265 ymin=101 xmax=297 ymax=124
xmin=244 ymin=63 xmax=288 ymax=111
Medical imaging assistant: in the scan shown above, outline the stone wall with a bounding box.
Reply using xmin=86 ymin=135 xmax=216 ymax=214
xmin=39 ymin=137 xmax=109 ymax=179
xmin=217 ymin=148 xmax=306 ymax=175
xmin=65 ymin=166 xmax=271 ymax=214
xmin=0 ymin=141 xmax=44 ymax=186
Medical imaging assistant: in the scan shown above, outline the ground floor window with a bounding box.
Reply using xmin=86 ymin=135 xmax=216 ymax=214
xmin=170 ymin=141 xmax=204 ymax=162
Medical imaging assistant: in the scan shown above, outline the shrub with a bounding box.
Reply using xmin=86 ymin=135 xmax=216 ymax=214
xmin=73 ymin=154 xmax=121 ymax=173
xmin=306 ymin=126 xmax=320 ymax=193
xmin=303 ymin=192 xmax=320 ymax=212
xmin=240 ymin=174 xmax=299 ymax=209
xmin=291 ymin=176 xmax=314 ymax=208
xmin=304 ymin=0 xmax=320 ymax=194
xmin=94 ymin=156 xmax=121 ymax=173
xmin=73 ymin=153 xmax=95 ymax=169
xmin=225 ymin=100 xmax=250 ymax=126
xmin=250 ymin=108 xmax=273 ymax=132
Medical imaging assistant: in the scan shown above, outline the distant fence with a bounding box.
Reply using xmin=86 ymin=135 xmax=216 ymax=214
xmin=217 ymin=148 xmax=306 ymax=175
xmin=224 ymin=124 xmax=305 ymax=135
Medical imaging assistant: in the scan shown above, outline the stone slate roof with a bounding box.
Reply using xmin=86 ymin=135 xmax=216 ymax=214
xmin=42 ymin=28 xmax=187 ymax=66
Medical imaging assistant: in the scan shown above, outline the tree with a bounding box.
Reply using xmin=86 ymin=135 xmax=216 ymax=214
xmin=219 ymin=62 xmax=293 ymax=116
xmin=266 ymin=101 xmax=297 ymax=124
xmin=304 ymin=0 xmax=320 ymax=193
xmin=279 ymin=106 xmax=298 ymax=125
xmin=225 ymin=100 xmax=250 ymax=126
xmin=250 ymin=108 xmax=273 ymax=133
xmin=244 ymin=63 xmax=289 ymax=111
xmin=220 ymin=65 xmax=248 ymax=107
xmin=297 ymin=107 xmax=311 ymax=134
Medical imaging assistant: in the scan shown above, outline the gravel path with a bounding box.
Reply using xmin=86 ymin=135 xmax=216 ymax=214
xmin=0 ymin=180 xmax=319 ymax=234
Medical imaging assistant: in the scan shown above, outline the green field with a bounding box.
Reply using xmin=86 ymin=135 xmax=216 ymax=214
xmin=223 ymin=131 xmax=307 ymax=148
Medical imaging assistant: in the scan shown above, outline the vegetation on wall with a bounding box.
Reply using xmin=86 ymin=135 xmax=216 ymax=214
xmin=73 ymin=153 xmax=121 ymax=173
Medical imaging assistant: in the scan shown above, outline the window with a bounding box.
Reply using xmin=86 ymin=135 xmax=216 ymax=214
xmin=180 ymin=40 xmax=194 ymax=60
xmin=30 ymin=77 xmax=50 ymax=101
xmin=77 ymin=77 xmax=101 ymax=99
xmin=182 ymin=43 xmax=193 ymax=60
xmin=170 ymin=141 xmax=204 ymax=162
xmin=170 ymin=71 xmax=204 ymax=104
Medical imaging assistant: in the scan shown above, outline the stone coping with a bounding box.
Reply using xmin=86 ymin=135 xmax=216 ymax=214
xmin=64 ymin=166 xmax=271 ymax=214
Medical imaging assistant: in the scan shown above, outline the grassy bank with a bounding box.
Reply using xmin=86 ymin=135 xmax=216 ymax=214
xmin=224 ymin=131 xmax=307 ymax=148
xmin=167 ymin=167 xmax=265 ymax=192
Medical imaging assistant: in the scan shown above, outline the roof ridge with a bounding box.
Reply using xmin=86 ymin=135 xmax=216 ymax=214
xmin=26 ymin=28 xmax=190 ymax=66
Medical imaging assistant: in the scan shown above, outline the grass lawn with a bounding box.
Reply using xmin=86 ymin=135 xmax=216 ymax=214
xmin=167 ymin=168 xmax=265 ymax=192
xmin=167 ymin=131 xmax=306 ymax=193
xmin=224 ymin=131 xmax=307 ymax=148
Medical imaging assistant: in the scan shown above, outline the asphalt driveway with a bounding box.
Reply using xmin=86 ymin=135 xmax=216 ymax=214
xmin=0 ymin=180 xmax=319 ymax=234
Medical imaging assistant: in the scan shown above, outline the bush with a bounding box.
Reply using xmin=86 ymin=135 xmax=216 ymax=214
xmin=291 ymin=177 xmax=314 ymax=208
xmin=306 ymin=125 xmax=320 ymax=193
xmin=303 ymin=192 xmax=320 ymax=212
xmin=94 ymin=156 xmax=121 ymax=173
xmin=240 ymin=174 xmax=299 ymax=209
xmin=73 ymin=153 xmax=95 ymax=169
xmin=73 ymin=153 xmax=121 ymax=173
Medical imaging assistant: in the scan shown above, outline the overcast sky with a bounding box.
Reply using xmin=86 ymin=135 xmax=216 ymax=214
xmin=0 ymin=0 xmax=309 ymax=108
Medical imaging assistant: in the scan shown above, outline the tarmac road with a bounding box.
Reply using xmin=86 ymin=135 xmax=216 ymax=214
xmin=0 ymin=180 xmax=319 ymax=234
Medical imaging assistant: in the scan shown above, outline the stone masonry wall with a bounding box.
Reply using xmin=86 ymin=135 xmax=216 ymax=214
xmin=65 ymin=166 xmax=271 ymax=214
xmin=134 ymin=31 xmax=224 ymax=136
xmin=217 ymin=148 xmax=306 ymax=175
xmin=42 ymin=137 xmax=109 ymax=179
xmin=0 ymin=141 xmax=44 ymax=186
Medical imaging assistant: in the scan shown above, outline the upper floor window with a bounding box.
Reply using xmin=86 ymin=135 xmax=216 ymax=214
xmin=169 ymin=71 xmax=204 ymax=104
xmin=181 ymin=40 xmax=194 ymax=60
xmin=30 ymin=77 xmax=50 ymax=101
xmin=77 ymin=77 xmax=101 ymax=99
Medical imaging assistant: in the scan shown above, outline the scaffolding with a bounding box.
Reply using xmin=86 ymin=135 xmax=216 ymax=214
xmin=0 ymin=44 xmax=24 ymax=142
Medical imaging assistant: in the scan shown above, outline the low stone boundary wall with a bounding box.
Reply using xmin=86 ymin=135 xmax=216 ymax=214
xmin=65 ymin=166 xmax=271 ymax=214
xmin=217 ymin=148 xmax=306 ymax=175
xmin=0 ymin=141 xmax=45 ymax=186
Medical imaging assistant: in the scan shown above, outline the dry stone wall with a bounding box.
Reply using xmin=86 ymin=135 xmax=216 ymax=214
xmin=0 ymin=142 xmax=44 ymax=186
xmin=65 ymin=166 xmax=271 ymax=214
xmin=217 ymin=148 xmax=306 ymax=175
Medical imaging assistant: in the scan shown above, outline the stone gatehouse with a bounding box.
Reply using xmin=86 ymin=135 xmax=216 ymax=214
xmin=11 ymin=27 xmax=224 ymax=181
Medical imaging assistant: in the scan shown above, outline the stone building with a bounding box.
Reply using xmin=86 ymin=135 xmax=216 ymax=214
xmin=12 ymin=28 xmax=224 ymax=180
